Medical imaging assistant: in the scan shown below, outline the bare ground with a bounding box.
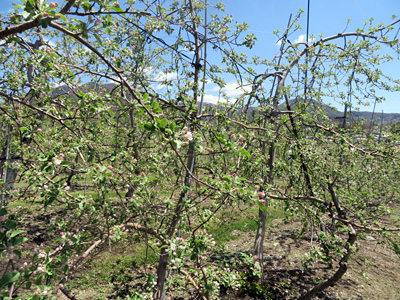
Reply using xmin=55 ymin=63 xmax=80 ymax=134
xmin=5 ymin=206 xmax=400 ymax=300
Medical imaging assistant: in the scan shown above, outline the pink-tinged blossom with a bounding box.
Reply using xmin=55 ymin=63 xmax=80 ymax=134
xmin=0 ymin=216 xmax=6 ymax=221
xmin=259 ymin=191 xmax=266 ymax=198
xmin=259 ymin=199 xmax=265 ymax=204
xmin=8 ymin=253 xmax=15 ymax=259
xmin=184 ymin=132 xmax=193 ymax=141
xmin=239 ymin=135 xmax=244 ymax=141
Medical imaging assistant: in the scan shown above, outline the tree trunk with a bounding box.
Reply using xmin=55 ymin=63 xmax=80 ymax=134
xmin=253 ymin=203 xmax=267 ymax=270
xmin=154 ymin=141 xmax=196 ymax=299
xmin=253 ymin=138 xmax=275 ymax=269
xmin=300 ymin=225 xmax=357 ymax=300
xmin=1 ymin=39 xmax=43 ymax=206
xmin=0 ymin=158 xmax=19 ymax=206
xmin=154 ymin=247 xmax=169 ymax=299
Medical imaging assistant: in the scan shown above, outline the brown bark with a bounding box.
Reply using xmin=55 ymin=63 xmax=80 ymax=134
xmin=253 ymin=204 xmax=267 ymax=270
xmin=0 ymin=19 xmax=41 ymax=40
xmin=0 ymin=0 xmax=76 ymax=40
xmin=154 ymin=2 xmax=202 ymax=297
xmin=300 ymin=225 xmax=357 ymax=300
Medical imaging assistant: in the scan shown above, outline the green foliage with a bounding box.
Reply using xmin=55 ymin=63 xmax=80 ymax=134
xmin=0 ymin=0 xmax=399 ymax=299
xmin=209 ymin=218 xmax=259 ymax=244
xmin=70 ymin=248 xmax=158 ymax=290
xmin=239 ymin=278 xmax=274 ymax=300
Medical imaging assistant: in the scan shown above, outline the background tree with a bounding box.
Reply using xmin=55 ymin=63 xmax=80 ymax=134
xmin=0 ymin=1 xmax=399 ymax=300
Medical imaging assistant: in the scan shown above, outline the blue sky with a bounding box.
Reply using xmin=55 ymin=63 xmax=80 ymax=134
xmin=215 ymin=0 xmax=400 ymax=113
xmin=1 ymin=0 xmax=399 ymax=113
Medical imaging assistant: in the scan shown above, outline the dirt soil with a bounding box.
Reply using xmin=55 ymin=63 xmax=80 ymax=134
xmin=5 ymin=206 xmax=400 ymax=300
xmin=219 ymin=219 xmax=400 ymax=300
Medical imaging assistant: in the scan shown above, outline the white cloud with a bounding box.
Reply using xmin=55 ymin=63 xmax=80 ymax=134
xmin=202 ymin=94 xmax=221 ymax=104
xmin=207 ymin=81 xmax=251 ymax=98
xmin=155 ymin=71 xmax=178 ymax=82
xmin=143 ymin=67 xmax=153 ymax=74
xmin=201 ymin=81 xmax=252 ymax=105
xmin=152 ymin=70 xmax=178 ymax=90
xmin=294 ymin=34 xmax=306 ymax=44
xmin=294 ymin=34 xmax=315 ymax=44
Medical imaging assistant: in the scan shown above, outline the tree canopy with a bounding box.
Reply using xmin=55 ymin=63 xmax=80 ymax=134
xmin=0 ymin=1 xmax=400 ymax=299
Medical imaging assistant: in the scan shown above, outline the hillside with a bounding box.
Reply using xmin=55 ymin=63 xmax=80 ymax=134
xmin=278 ymin=98 xmax=400 ymax=124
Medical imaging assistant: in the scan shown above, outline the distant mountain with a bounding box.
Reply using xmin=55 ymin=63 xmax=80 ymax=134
xmin=278 ymin=98 xmax=400 ymax=124
xmin=53 ymin=83 xmax=400 ymax=124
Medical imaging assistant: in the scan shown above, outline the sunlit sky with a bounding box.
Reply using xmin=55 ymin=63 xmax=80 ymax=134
xmin=210 ymin=0 xmax=400 ymax=113
xmin=1 ymin=0 xmax=400 ymax=112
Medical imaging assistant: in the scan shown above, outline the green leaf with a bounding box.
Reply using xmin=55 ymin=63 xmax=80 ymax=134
xmin=35 ymin=274 xmax=43 ymax=285
xmin=19 ymin=127 xmax=28 ymax=132
xmin=22 ymin=11 xmax=31 ymax=20
xmin=11 ymin=237 xmax=28 ymax=246
xmin=222 ymin=175 xmax=231 ymax=182
xmin=0 ymin=272 xmax=20 ymax=289
xmin=111 ymin=6 xmax=124 ymax=13
xmin=41 ymin=19 xmax=48 ymax=28
xmin=13 ymin=250 xmax=22 ymax=258
xmin=63 ymin=264 xmax=70 ymax=275
xmin=81 ymin=2 xmax=91 ymax=12
xmin=5 ymin=221 xmax=16 ymax=230
xmin=170 ymin=122 xmax=176 ymax=132
xmin=93 ymin=33 xmax=103 ymax=46
xmin=10 ymin=230 xmax=23 ymax=238
xmin=239 ymin=148 xmax=251 ymax=159
xmin=27 ymin=0 xmax=36 ymax=9
xmin=152 ymin=101 xmax=159 ymax=109
xmin=0 ymin=208 xmax=6 ymax=216
xmin=158 ymin=118 xmax=167 ymax=128
xmin=144 ymin=123 xmax=155 ymax=132
xmin=171 ymin=139 xmax=182 ymax=149
xmin=58 ymin=13 xmax=67 ymax=22
xmin=258 ymin=201 xmax=266 ymax=212
xmin=26 ymin=281 xmax=32 ymax=289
